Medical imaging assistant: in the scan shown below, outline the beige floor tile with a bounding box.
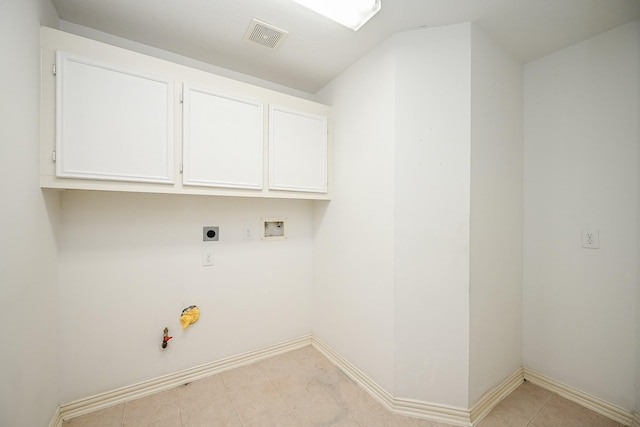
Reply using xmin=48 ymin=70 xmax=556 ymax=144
xmin=529 ymin=394 xmax=621 ymax=427
xmin=59 ymin=351 xmax=625 ymax=427
xmin=271 ymin=367 xmax=318 ymax=401
xmin=228 ymin=373 xmax=280 ymax=406
xmin=331 ymin=419 xmax=362 ymax=427
xmin=476 ymin=404 xmax=530 ymax=427
xmin=282 ymin=379 xmax=350 ymax=426
xmin=351 ymin=402 xmax=390 ymax=425
xmin=63 ymin=404 xmax=124 ymax=427
xmin=221 ymin=362 xmax=270 ymax=389
xmin=288 ymin=346 xmax=350 ymax=389
xmin=258 ymin=351 xmax=306 ymax=379
xmin=322 ymin=377 xmax=377 ymax=416
xmin=123 ymin=388 xmax=180 ymax=425
xmin=391 ymin=414 xmax=436 ymax=426
xmin=517 ymin=381 xmax=553 ymax=400
xmin=123 ymin=413 xmax=182 ymax=427
xmin=289 ymin=345 xmax=327 ymax=366
xmin=353 ymin=404 xmax=436 ymax=427
xmin=177 ymin=374 xmax=229 ymax=413
xmin=233 ymin=392 xmax=301 ymax=426
xmin=475 ymin=381 xmax=550 ymax=427
xmin=226 ymin=371 xmax=278 ymax=401
xmin=180 ymin=395 xmax=242 ymax=427
xmin=494 ymin=381 xmax=551 ymax=421
xmin=311 ymin=357 xmax=351 ymax=388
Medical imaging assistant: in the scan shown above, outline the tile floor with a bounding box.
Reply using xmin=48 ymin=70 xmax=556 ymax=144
xmin=62 ymin=345 xmax=623 ymax=427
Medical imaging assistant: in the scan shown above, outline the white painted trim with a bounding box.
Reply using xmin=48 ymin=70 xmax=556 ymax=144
xmin=390 ymin=367 xmax=524 ymax=426
xmin=52 ymin=339 xmax=632 ymax=427
xmin=311 ymin=336 xmax=395 ymax=412
xmin=469 ymin=368 xmax=524 ymax=425
xmin=48 ymin=406 xmax=63 ymax=427
xmin=523 ymin=368 xmax=634 ymax=426
xmin=313 ymin=336 xmax=474 ymax=427
xmin=393 ymin=397 xmax=471 ymax=426
xmin=59 ymin=335 xmax=312 ymax=422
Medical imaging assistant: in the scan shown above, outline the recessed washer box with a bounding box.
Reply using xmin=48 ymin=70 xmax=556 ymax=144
xmin=203 ymin=226 xmax=219 ymax=241
xmin=261 ymin=218 xmax=286 ymax=241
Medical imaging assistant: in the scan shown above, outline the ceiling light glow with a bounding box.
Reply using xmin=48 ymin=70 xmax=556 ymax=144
xmin=294 ymin=0 xmax=381 ymax=31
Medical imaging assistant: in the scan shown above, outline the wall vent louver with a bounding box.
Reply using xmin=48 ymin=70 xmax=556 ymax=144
xmin=244 ymin=18 xmax=288 ymax=49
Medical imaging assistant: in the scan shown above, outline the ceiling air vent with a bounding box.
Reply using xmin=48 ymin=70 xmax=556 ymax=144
xmin=244 ymin=18 xmax=288 ymax=49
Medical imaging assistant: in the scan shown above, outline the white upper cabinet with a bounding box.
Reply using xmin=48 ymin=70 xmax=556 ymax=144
xmin=55 ymin=51 xmax=174 ymax=184
xmin=183 ymin=85 xmax=263 ymax=189
xmin=269 ymin=106 xmax=328 ymax=193
xmin=40 ymin=28 xmax=331 ymax=200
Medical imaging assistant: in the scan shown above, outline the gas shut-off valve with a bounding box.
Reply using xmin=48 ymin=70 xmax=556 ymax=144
xmin=162 ymin=327 xmax=173 ymax=349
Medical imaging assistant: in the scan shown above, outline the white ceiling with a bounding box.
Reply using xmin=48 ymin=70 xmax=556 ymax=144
xmin=51 ymin=0 xmax=640 ymax=94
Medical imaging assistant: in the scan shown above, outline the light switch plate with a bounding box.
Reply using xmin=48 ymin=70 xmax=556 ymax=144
xmin=243 ymin=225 xmax=254 ymax=240
xmin=202 ymin=246 xmax=214 ymax=266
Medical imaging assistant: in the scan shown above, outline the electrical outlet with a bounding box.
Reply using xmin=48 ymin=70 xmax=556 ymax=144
xmin=581 ymin=229 xmax=599 ymax=249
xmin=203 ymin=226 xmax=219 ymax=241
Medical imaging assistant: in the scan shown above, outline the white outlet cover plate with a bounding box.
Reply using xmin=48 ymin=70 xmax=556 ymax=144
xmin=243 ymin=225 xmax=254 ymax=240
xmin=581 ymin=229 xmax=599 ymax=249
xmin=202 ymin=246 xmax=214 ymax=266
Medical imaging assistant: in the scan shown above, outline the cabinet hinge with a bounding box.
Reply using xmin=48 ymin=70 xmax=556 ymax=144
xmin=180 ymin=93 xmax=184 ymax=104
xmin=52 ymin=151 xmax=56 ymax=162
xmin=52 ymin=64 xmax=56 ymax=76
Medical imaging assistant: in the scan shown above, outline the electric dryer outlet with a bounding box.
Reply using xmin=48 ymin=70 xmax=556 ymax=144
xmin=203 ymin=226 xmax=219 ymax=241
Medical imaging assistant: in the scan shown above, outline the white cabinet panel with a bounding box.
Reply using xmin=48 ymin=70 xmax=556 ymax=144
xmin=42 ymin=29 xmax=331 ymax=199
xmin=269 ymin=106 xmax=327 ymax=193
xmin=56 ymin=52 xmax=174 ymax=183
xmin=183 ymin=85 xmax=263 ymax=189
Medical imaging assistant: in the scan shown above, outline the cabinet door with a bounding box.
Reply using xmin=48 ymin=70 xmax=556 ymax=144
xmin=183 ymin=85 xmax=263 ymax=189
xmin=269 ymin=106 xmax=327 ymax=193
xmin=56 ymin=51 xmax=174 ymax=183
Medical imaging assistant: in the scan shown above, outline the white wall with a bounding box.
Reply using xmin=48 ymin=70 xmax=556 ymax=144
xmin=58 ymin=21 xmax=315 ymax=101
xmin=314 ymin=39 xmax=397 ymax=393
xmin=58 ymin=191 xmax=314 ymax=402
xmin=315 ymin=23 xmax=523 ymax=409
xmin=4 ymin=0 xmax=631 ymax=417
xmin=393 ymin=23 xmax=472 ymax=408
xmin=0 ymin=0 xmax=61 ymax=425
xmin=468 ymin=24 xmax=523 ymax=405
xmin=523 ymin=21 xmax=639 ymax=411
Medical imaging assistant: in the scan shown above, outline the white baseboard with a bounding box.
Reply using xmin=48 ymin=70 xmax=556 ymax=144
xmin=48 ymin=406 xmax=63 ymax=427
xmin=311 ymin=336 xmax=471 ymax=426
xmin=523 ymin=368 xmax=634 ymax=426
xmin=58 ymin=335 xmax=312 ymax=423
xmin=393 ymin=396 xmax=471 ymax=426
xmin=53 ymin=337 xmax=633 ymax=427
xmin=310 ymin=336 xmax=396 ymax=411
xmin=469 ymin=368 xmax=524 ymax=425
xmin=313 ymin=336 xmax=522 ymax=427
